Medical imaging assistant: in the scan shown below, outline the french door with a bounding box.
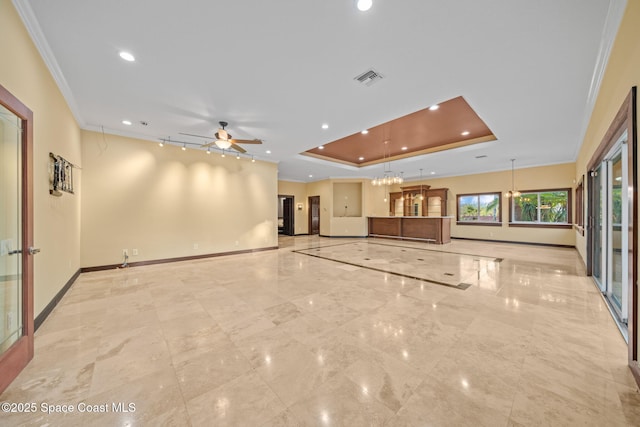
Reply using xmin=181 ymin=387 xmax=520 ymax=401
xmin=0 ymin=84 xmax=34 ymax=394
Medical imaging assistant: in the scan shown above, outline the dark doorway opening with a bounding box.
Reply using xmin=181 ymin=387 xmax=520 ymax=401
xmin=278 ymin=195 xmax=295 ymax=236
xmin=309 ymin=196 xmax=320 ymax=235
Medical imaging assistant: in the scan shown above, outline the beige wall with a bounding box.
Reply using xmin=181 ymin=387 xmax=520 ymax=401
xmin=277 ymin=180 xmax=308 ymax=235
xmin=333 ymin=182 xmax=362 ymax=217
xmin=575 ymin=0 xmax=640 ymax=262
xmin=369 ymin=163 xmax=577 ymax=246
xmin=81 ymin=131 xmax=277 ymax=267
xmin=1 ymin=0 xmax=82 ymax=317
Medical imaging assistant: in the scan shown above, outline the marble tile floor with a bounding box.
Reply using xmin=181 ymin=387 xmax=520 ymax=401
xmin=2 ymin=236 xmax=640 ymax=426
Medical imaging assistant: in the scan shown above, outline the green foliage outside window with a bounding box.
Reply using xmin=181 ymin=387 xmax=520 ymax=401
xmin=512 ymin=191 xmax=568 ymax=223
xmin=458 ymin=193 xmax=500 ymax=223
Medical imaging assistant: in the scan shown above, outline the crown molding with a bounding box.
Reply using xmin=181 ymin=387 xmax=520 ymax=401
xmin=12 ymin=0 xmax=85 ymax=127
xmin=574 ymin=0 xmax=627 ymax=159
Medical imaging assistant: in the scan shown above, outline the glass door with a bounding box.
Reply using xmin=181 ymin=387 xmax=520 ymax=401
xmin=591 ymin=133 xmax=629 ymax=330
xmin=592 ymin=164 xmax=604 ymax=290
xmin=0 ymin=84 xmax=34 ymax=394
xmin=0 ymin=104 xmax=23 ymax=354
xmin=607 ymin=144 xmax=628 ymax=322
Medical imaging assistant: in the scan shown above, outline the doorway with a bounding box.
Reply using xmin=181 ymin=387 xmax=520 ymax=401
xmin=278 ymin=195 xmax=295 ymax=236
xmin=586 ymin=87 xmax=638 ymax=387
xmin=309 ymin=196 xmax=320 ymax=235
xmin=591 ymin=134 xmax=629 ymax=330
xmin=0 ymin=84 xmax=34 ymax=394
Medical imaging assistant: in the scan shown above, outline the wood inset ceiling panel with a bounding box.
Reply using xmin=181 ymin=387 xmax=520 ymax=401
xmin=303 ymin=96 xmax=496 ymax=166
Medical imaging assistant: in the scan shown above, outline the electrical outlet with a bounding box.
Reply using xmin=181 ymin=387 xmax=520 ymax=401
xmin=122 ymin=249 xmax=128 ymax=256
xmin=235 ymin=240 xmax=239 ymax=246
xmin=132 ymin=249 xmax=139 ymax=256
xmin=193 ymin=243 xmax=198 ymax=250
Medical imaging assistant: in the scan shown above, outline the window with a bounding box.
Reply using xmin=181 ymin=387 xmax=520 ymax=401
xmin=456 ymin=192 xmax=501 ymax=225
xmin=509 ymin=188 xmax=572 ymax=228
xmin=575 ymin=177 xmax=584 ymax=235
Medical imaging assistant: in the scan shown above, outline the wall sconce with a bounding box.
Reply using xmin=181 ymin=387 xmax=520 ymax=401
xmin=297 ymin=203 xmax=303 ymax=211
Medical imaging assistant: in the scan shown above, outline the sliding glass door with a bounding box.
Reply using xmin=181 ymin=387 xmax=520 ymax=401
xmin=591 ymin=132 xmax=629 ymax=330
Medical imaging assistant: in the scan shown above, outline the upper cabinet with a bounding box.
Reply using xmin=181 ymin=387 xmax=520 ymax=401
xmin=389 ymin=186 xmax=448 ymax=216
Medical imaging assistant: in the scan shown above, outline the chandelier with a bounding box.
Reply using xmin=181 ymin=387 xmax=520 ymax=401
xmin=504 ymin=158 xmax=521 ymax=198
xmin=371 ymin=174 xmax=404 ymax=186
xmin=371 ymin=140 xmax=404 ymax=186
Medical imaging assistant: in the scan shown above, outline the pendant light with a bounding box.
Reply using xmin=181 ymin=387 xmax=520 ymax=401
xmin=505 ymin=159 xmax=521 ymax=198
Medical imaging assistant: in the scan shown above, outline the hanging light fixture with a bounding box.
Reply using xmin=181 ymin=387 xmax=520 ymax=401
xmin=371 ymin=140 xmax=404 ymax=186
xmin=505 ymin=159 xmax=521 ymax=198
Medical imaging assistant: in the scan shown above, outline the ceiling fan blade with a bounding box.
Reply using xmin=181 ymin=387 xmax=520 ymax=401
xmin=179 ymin=132 xmax=213 ymax=139
xmin=201 ymin=141 xmax=216 ymax=148
xmin=230 ymin=138 xmax=262 ymax=145
xmin=230 ymin=143 xmax=247 ymax=153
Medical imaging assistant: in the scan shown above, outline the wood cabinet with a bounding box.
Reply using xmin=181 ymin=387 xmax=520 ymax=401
xmin=389 ymin=187 xmax=448 ymax=217
xmin=368 ymin=216 xmax=452 ymax=244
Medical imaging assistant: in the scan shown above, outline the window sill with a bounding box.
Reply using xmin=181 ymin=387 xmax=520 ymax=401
xmin=456 ymin=222 xmax=502 ymax=227
xmin=508 ymin=222 xmax=572 ymax=229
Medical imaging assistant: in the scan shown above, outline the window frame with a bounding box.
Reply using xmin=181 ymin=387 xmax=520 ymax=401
xmin=508 ymin=187 xmax=572 ymax=229
xmin=456 ymin=192 xmax=502 ymax=226
xmin=575 ymin=177 xmax=584 ymax=235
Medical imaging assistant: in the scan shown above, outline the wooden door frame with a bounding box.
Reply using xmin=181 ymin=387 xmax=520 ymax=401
xmin=0 ymin=83 xmax=34 ymax=393
xmin=586 ymin=87 xmax=638 ymax=386
xmin=308 ymin=196 xmax=320 ymax=235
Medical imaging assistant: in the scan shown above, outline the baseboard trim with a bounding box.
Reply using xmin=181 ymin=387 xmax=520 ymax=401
xmin=81 ymin=246 xmax=279 ymax=273
xmin=34 ymin=268 xmax=81 ymax=331
xmin=319 ymin=235 xmax=367 ymax=238
xmin=451 ymin=236 xmax=575 ymax=249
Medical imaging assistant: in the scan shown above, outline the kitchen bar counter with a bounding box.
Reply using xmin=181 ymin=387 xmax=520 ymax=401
xmin=368 ymin=216 xmax=452 ymax=244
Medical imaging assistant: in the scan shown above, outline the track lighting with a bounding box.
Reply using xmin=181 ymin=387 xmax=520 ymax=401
xmin=181 ymin=144 xmax=186 ymax=151
xmin=206 ymin=147 xmax=211 ymax=155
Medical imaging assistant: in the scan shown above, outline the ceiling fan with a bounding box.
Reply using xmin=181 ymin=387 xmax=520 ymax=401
xmin=179 ymin=121 xmax=262 ymax=153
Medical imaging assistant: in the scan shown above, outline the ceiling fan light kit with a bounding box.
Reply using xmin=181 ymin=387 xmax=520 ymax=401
xmin=178 ymin=121 xmax=263 ymax=154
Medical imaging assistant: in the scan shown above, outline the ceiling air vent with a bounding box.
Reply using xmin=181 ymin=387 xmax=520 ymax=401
xmin=354 ymin=68 xmax=384 ymax=86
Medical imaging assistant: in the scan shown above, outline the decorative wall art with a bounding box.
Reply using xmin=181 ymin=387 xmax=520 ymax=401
xmin=49 ymin=153 xmax=75 ymax=196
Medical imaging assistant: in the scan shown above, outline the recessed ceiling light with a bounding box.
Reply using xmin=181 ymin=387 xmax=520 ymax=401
xmin=461 ymin=131 xmax=470 ymax=136
xmin=401 ymin=146 xmax=408 ymax=151
xmin=321 ymin=123 xmax=329 ymax=130
xmin=309 ymin=174 xmax=313 ymax=178
xmin=266 ymin=150 xmax=271 ymax=154
xmin=430 ymin=171 xmax=436 ymax=175
xmin=428 ymin=105 xmax=439 ymax=111
xmin=318 ymin=145 xmax=324 ymax=150
xmin=357 ymin=0 xmax=373 ymax=11
xmin=361 ymin=130 xmax=369 ymax=134
xmin=122 ymin=120 xmax=132 ymax=125
xmin=119 ymin=51 xmax=135 ymax=62
xmin=359 ymin=156 xmax=365 ymax=161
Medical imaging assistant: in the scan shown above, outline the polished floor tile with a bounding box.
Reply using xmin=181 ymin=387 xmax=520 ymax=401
xmin=1 ymin=236 xmax=639 ymax=426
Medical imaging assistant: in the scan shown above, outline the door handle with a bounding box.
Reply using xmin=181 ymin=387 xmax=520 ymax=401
xmin=8 ymin=249 xmax=21 ymax=255
xmin=28 ymin=247 xmax=41 ymax=255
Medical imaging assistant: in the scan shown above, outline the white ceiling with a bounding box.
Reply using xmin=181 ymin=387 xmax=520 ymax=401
xmin=17 ymin=0 xmax=626 ymax=182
